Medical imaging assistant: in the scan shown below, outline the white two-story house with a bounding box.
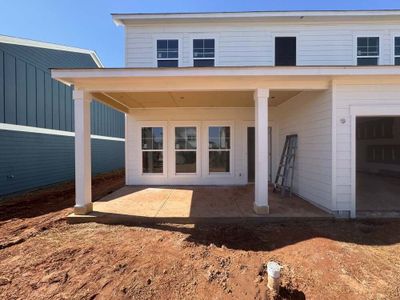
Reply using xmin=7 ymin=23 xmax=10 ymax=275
xmin=53 ymin=10 xmax=400 ymax=219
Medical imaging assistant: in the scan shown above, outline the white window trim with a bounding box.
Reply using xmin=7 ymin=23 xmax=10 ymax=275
xmin=189 ymin=35 xmax=218 ymax=67
xmin=353 ymin=35 xmax=381 ymax=66
xmin=169 ymin=121 xmax=201 ymax=177
xmin=242 ymin=121 xmax=278 ymax=184
xmin=153 ymin=37 xmax=183 ymax=68
xmin=391 ymin=33 xmax=400 ymax=65
xmin=139 ymin=121 xmax=167 ymax=176
xmin=272 ymin=33 xmax=299 ymax=67
xmin=203 ymin=121 xmax=234 ymax=177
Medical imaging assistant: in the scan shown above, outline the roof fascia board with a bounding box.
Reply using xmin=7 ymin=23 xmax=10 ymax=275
xmin=88 ymin=52 xmax=104 ymax=68
xmin=0 ymin=35 xmax=103 ymax=68
xmin=112 ymin=10 xmax=400 ymax=25
xmin=52 ymin=66 xmax=400 ymax=83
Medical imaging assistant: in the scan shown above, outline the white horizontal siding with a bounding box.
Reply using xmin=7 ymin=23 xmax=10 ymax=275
xmin=126 ymin=107 xmax=279 ymax=186
xmin=298 ymin=30 xmax=354 ymax=65
xmin=124 ymin=21 xmax=400 ymax=67
xmin=275 ymin=90 xmax=333 ymax=211
xmin=334 ymin=82 xmax=400 ymax=211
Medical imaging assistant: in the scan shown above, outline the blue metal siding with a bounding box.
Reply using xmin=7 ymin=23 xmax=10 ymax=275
xmin=91 ymin=138 xmax=125 ymax=174
xmin=0 ymin=52 xmax=4 ymax=123
xmin=16 ymin=59 xmax=27 ymax=125
xmin=89 ymin=101 xmax=124 ymax=138
xmin=26 ymin=63 xmax=36 ymax=127
xmin=36 ymin=69 xmax=45 ymax=128
xmin=0 ymin=42 xmax=98 ymax=70
xmin=66 ymin=88 xmax=72 ymax=131
xmin=0 ymin=41 xmax=125 ymax=196
xmin=4 ymin=53 xmax=16 ymax=124
xmin=51 ymin=80 xmax=59 ymax=129
xmin=0 ymin=130 xmax=124 ymax=196
xmin=59 ymin=84 xmax=66 ymax=131
xmin=44 ymin=73 xmax=52 ymax=128
xmin=0 ymin=45 xmax=125 ymax=138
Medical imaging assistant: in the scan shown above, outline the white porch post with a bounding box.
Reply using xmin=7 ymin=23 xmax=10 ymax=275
xmin=254 ymin=88 xmax=269 ymax=214
xmin=73 ymin=90 xmax=93 ymax=215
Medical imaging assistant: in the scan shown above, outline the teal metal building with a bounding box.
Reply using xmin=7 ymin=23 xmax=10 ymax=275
xmin=0 ymin=35 xmax=124 ymax=196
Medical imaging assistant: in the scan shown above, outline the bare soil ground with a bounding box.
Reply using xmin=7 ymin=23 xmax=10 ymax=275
xmin=1 ymin=172 xmax=400 ymax=300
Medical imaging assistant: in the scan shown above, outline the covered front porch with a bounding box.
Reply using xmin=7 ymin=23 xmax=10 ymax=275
xmin=52 ymin=66 xmax=336 ymax=219
xmin=68 ymin=185 xmax=331 ymax=224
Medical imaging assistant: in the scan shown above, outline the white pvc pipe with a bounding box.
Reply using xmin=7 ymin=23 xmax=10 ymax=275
xmin=267 ymin=261 xmax=281 ymax=292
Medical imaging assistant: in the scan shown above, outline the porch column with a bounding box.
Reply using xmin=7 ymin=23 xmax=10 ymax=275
xmin=254 ymin=88 xmax=269 ymax=214
xmin=73 ymin=90 xmax=93 ymax=215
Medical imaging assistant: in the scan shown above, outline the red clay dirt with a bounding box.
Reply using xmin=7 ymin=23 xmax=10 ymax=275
xmin=1 ymin=171 xmax=400 ymax=300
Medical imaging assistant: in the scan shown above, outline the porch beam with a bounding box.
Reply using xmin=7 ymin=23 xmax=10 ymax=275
xmin=91 ymin=92 xmax=130 ymax=113
xmin=73 ymin=90 xmax=93 ymax=215
xmin=74 ymin=77 xmax=331 ymax=93
xmin=52 ymin=65 xmax=400 ymax=80
xmin=254 ymin=88 xmax=269 ymax=214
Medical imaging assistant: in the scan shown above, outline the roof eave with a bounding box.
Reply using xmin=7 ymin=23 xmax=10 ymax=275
xmin=0 ymin=34 xmax=104 ymax=68
xmin=89 ymin=51 xmax=104 ymax=68
xmin=111 ymin=10 xmax=400 ymax=25
xmin=52 ymin=66 xmax=400 ymax=87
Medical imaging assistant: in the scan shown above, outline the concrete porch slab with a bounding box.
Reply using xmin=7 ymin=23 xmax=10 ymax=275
xmin=68 ymin=185 xmax=332 ymax=225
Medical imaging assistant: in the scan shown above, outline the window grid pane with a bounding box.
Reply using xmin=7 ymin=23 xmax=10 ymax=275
xmin=175 ymin=127 xmax=197 ymax=173
xmin=142 ymin=127 xmax=163 ymax=150
xmin=176 ymin=151 xmax=196 ymax=173
xmin=142 ymin=127 xmax=164 ymax=173
xmin=209 ymin=151 xmax=230 ymax=173
xmin=193 ymin=39 xmax=215 ymax=58
xmin=208 ymin=127 xmax=230 ymax=150
xmin=157 ymin=39 xmax=179 ymax=59
xmin=357 ymin=37 xmax=379 ymax=57
xmin=395 ymin=37 xmax=400 ymax=56
xmin=194 ymin=59 xmax=215 ymax=67
xmin=157 ymin=60 xmax=178 ymax=68
xmin=143 ymin=151 xmax=163 ymax=173
xmin=175 ymin=127 xmax=197 ymax=150
xmin=357 ymin=57 xmax=379 ymax=66
xmin=208 ymin=126 xmax=231 ymax=173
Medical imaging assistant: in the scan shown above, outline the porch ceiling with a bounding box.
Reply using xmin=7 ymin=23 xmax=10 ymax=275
xmin=52 ymin=65 xmax=400 ymax=112
xmin=97 ymin=90 xmax=301 ymax=108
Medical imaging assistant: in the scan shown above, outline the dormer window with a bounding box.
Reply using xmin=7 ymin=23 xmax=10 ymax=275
xmin=157 ymin=39 xmax=179 ymax=67
xmin=357 ymin=37 xmax=379 ymax=66
xmin=193 ymin=39 xmax=215 ymax=67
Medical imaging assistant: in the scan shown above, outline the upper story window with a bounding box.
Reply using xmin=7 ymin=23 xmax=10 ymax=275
xmin=157 ymin=39 xmax=179 ymax=67
xmin=357 ymin=37 xmax=379 ymax=66
xmin=275 ymin=37 xmax=296 ymax=66
xmin=395 ymin=37 xmax=400 ymax=65
xmin=193 ymin=39 xmax=215 ymax=67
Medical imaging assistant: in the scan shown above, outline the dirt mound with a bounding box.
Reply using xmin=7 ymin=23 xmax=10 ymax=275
xmin=1 ymin=172 xmax=400 ymax=299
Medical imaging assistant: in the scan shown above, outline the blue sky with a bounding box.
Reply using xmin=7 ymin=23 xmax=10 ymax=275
xmin=1 ymin=0 xmax=400 ymax=67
